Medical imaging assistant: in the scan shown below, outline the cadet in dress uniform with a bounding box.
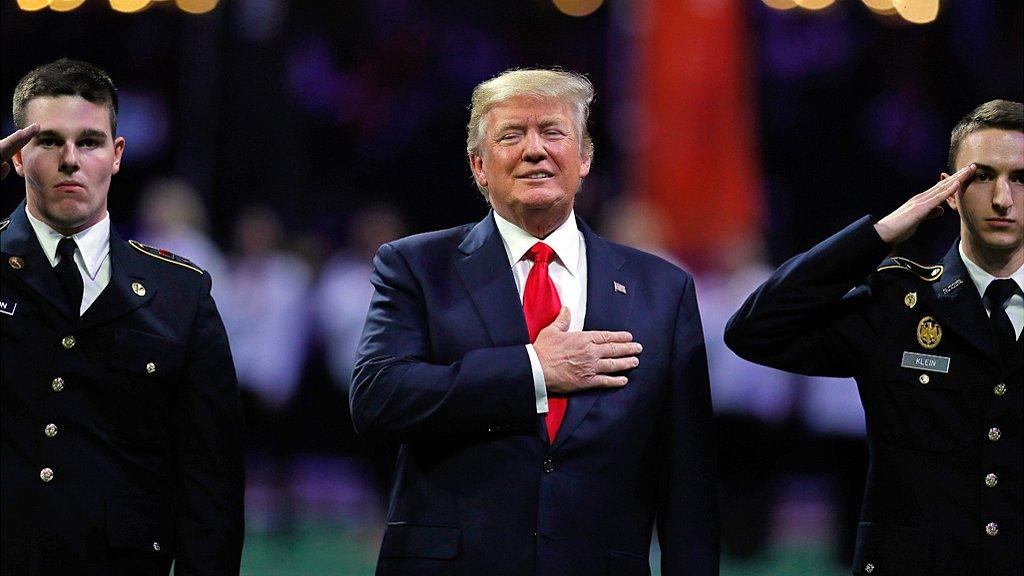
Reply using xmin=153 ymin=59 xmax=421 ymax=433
xmin=0 ymin=60 xmax=244 ymax=575
xmin=726 ymin=100 xmax=1023 ymax=576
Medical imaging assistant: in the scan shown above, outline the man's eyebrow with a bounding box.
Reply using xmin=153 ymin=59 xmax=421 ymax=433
xmin=973 ymin=163 xmax=996 ymax=172
xmin=78 ymin=129 xmax=108 ymax=140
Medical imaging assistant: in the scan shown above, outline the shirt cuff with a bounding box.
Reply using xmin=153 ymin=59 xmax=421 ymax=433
xmin=526 ymin=344 xmax=548 ymax=414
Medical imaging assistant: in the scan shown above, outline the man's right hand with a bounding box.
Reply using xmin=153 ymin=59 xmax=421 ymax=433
xmin=1 ymin=124 xmax=39 ymax=180
xmin=533 ymin=307 xmax=641 ymax=394
xmin=873 ymin=163 xmax=976 ymax=245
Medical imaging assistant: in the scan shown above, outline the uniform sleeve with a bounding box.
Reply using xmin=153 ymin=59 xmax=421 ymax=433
xmin=724 ymin=216 xmax=892 ymax=377
xmin=172 ymin=272 xmax=245 ymax=575
xmin=350 ymin=242 xmax=538 ymax=443
xmin=657 ymin=274 xmax=721 ymax=576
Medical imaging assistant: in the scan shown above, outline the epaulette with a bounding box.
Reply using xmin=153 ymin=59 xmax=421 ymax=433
xmin=877 ymin=256 xmax=943 ymax=282
xmin=0 ymin=218 xmax=10 ymax=233
xmin=128 ymin=240 xmax=204 ymax=275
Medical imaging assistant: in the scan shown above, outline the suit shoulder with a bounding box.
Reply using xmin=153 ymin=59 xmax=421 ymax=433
xmin=128 ymin=239 xmax=206 ymax=276
xmin=876 ymin=255 xmax=943 ymax=283
xmin=608 ymin=241 xmax=693 ymax=284
xmin=387 ymin=223 xmax=477 ymax=252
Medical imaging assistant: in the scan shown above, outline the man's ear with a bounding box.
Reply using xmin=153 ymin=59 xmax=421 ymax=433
xmin=942 ymin=173 xmax=960 ymax=211
xmin=468 ymin=153 xmax=487 ymax=188
xmin=12 ymin=150 xmax=25 ymax=176
xmin=111 ymin=136 xmax=125 ymax=175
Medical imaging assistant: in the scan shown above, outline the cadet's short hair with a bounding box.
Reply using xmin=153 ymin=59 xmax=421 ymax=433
xmin=13 ymin=58 xmax=119 ymax=136
xmin=467 ymin=68 xmax=594 ymax=163
xmin=948 ymin=100 xmax=1023 ymax=171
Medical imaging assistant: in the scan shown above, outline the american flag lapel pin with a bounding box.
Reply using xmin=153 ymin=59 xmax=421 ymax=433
xmin=613 ymin=281 xmax=627 ymax=295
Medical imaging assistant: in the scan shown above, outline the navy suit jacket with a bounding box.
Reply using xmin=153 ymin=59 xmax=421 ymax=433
xmin=352 ymin=212 xmax=719 ymax=576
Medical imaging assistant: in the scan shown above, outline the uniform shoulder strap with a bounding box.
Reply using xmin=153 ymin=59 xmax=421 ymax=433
xmin=128 ymin=239 xmax=204 ymax=275
xmin=876 ymin=256 xmax=943 ymax=282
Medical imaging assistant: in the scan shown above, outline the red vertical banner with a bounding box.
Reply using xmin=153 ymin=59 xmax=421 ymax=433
xmin=629 ymin=0 xmax=762 ymax=259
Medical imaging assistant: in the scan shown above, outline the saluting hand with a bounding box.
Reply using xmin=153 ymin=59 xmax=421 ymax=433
xmin=0 ymin=124 xmax=40 ymax=180
xmin=533 ymin=307 xmax=641 ymax=394
xmin=874 ymin=163 xmax=977 ymax=245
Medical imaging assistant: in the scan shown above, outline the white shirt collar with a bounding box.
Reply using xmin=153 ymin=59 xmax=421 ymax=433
xmin=959 ymin=241 xmax=1024 ymax=299
xmin=25 ymin=206 xmax=111 ymax=281
xmin=493 ymin=209 xmax=581 ymax=276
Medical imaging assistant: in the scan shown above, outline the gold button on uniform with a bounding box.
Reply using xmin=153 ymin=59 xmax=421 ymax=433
xmin=61 ymin=335 xmax=76 ymax=349
xmin=146 ymin=362 xmax=156 ymax=374
xmin=986 ymin=522 xmax=999 ymax=536
xmin=132 ymin=282 xmax=146 ymax=297
xmin=152 ymin=542 xmax=161 ymax=552
xmin=39 ymin=468 xmax=54 ymax=482
xmin=864 ymin=563 xmax=875 ymax=573
xmin=51 ymin=377 xmax=65 ymax=392
xmin=44 ymin=424 xmax=58 ymax=438
xmin=918 ymin=374 xmax=930 ymax=384
xmin=988 ymin=428 xmax=1001 ymax=442
xmin=8 ymin=256 xmax=24 ymax=269
xmin=986 ymin=473 xmax=998 ymax=488
xmin=994 ymin=383 xmax=1007 ymax=396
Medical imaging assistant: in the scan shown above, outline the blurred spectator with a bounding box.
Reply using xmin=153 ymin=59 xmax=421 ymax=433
xmin=135 ymin=177 xmax=229 ymax=302
xmin=315 ymin=203 xmax=406 ymax=390
xmin=698 ymin=233 xmax=798 ymax=560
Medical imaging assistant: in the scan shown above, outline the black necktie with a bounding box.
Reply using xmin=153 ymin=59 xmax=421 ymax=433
xmin=984 ymin=279 xmax=1018 ymax=357
xmin=55 ymin=237 xmax=83 ymax=318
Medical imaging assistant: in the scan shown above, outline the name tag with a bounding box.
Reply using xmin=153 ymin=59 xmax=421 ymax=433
xmin=0 ymin=299 xmax=16 ymax=316
xmin=901 ymin=351 xmax=950 ymax=373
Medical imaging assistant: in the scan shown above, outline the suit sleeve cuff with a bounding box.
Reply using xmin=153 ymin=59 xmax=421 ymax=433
xmin=525 ymin=344 xmax=548 ymax=414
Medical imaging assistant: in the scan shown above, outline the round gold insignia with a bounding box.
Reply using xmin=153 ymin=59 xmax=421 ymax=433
xmin=8 ymin=256 xmax=24 ymax=269
xmin=917 ymin=316 xmax=942 ymax=349
xmin=132 ymin=282 xmax=147 ymax=297
xmin=904 ymin=292 xmax=917 ymax=308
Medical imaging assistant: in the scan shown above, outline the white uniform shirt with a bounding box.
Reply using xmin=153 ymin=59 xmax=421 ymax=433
xmin=26 ymin=206 xmax=111 ymax=315
xmin=960 ymin=243 xmax=1024 ymax=338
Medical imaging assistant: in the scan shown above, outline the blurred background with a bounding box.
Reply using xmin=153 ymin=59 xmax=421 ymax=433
xmin=2 ymin=0 xmax=1021 ymax=574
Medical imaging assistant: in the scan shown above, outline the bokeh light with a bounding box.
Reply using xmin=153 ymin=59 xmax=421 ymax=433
xmin=762 ymin=0 xmax=799 ymax=9
xmin=794 ymin=0 xmax=837 ymax=10
xmin=175 ymin=0 xmax=219 ymax=14
xmin=894 ymin=0 xmax=939 ymax=24
xmin=109 ymin=0 xmax=151 ymax=13
xmin=551 ymin=0 xmax=604 ymax=18
xmin=49 ymin=0 xmax=86 ymax=11
xmin=862 ymin=0 xmax=897 ymax=14
xmin=16 ymin=0 xmax=52 ymax=11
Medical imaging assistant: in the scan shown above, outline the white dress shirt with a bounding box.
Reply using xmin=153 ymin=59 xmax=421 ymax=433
xmin=960 ymin=242 xmax=1024 ymax=338
xmin=26 ymin=206 xmax=112 ymax=315
xmin=493 ymin=210 xmax=588 ymax=414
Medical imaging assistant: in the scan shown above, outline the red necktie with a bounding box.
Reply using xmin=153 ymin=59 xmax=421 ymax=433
xmin=523 ymin=242 xmax=566 ymax=442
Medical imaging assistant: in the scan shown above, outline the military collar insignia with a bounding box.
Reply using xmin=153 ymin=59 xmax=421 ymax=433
xmin=0 ymin=218 xmax=10 ymax=233
xmin=128 ymin=240 xmax=204 ymax=275
xmin=941 ymin=278 xmax=964 ymax=295
xmin=916 ymin=316 xmax=942 ymax=349
xmin=904 ymin=292 xmax=917 ymax=308
xmin=877 ymin=256 xmax=943 ymax=282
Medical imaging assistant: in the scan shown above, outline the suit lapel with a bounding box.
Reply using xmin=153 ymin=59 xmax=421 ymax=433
xmin=79 ymin=229 xmax=154 ymax=331
xmin=454 ymin=212 xmax=530 ymax=348
xmin=929 ymin=241 xmax=1001 ymax=367
xmin=551 ymin=219 xmax=632 ymax=452
xmin=1 ymin=203 xmax=77 ymax=321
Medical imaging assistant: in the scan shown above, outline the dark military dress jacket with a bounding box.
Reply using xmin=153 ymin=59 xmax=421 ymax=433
xmin=1 ymin=203 xmax=245 ymax=576
xmin=725 ymin=216 xmax=1022 ymax=576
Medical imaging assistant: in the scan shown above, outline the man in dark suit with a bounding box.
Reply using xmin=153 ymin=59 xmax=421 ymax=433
xmin=351 ymin=69 xmax=719 ymax=576
xmin=726 ymin=100 xmax=1023 ymax=575
xmin=0 ymin=59 xmax=244 ymax=575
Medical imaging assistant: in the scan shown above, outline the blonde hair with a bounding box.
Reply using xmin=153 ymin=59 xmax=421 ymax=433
xmin=466 ymin=68 xmax=595 ymax=160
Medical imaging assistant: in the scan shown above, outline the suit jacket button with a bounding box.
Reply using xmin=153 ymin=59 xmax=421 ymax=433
xmin=44 ymin=423 xmax=58 ymax=438
xmin=988 ymin=427 xmax=1001 ymax=441
xmin=986 ymin=522 xmax=999 ymax=536
xmin=51 ymin=377 xmax=65 ymax=392
xmin=39 ymin=468 xmax=54 ymax=482
xmin=994 ymin=383 xmax=1007 ymax=396
xmin=985 ymin=473 xmax=998 ymax=488
xmin=864 ymin=564 xmax=874 ymax=573
xmin=61 ymin=335 xmax=76 ymax=349
xmin=543 ymin=459 xmax=555 ymax=473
